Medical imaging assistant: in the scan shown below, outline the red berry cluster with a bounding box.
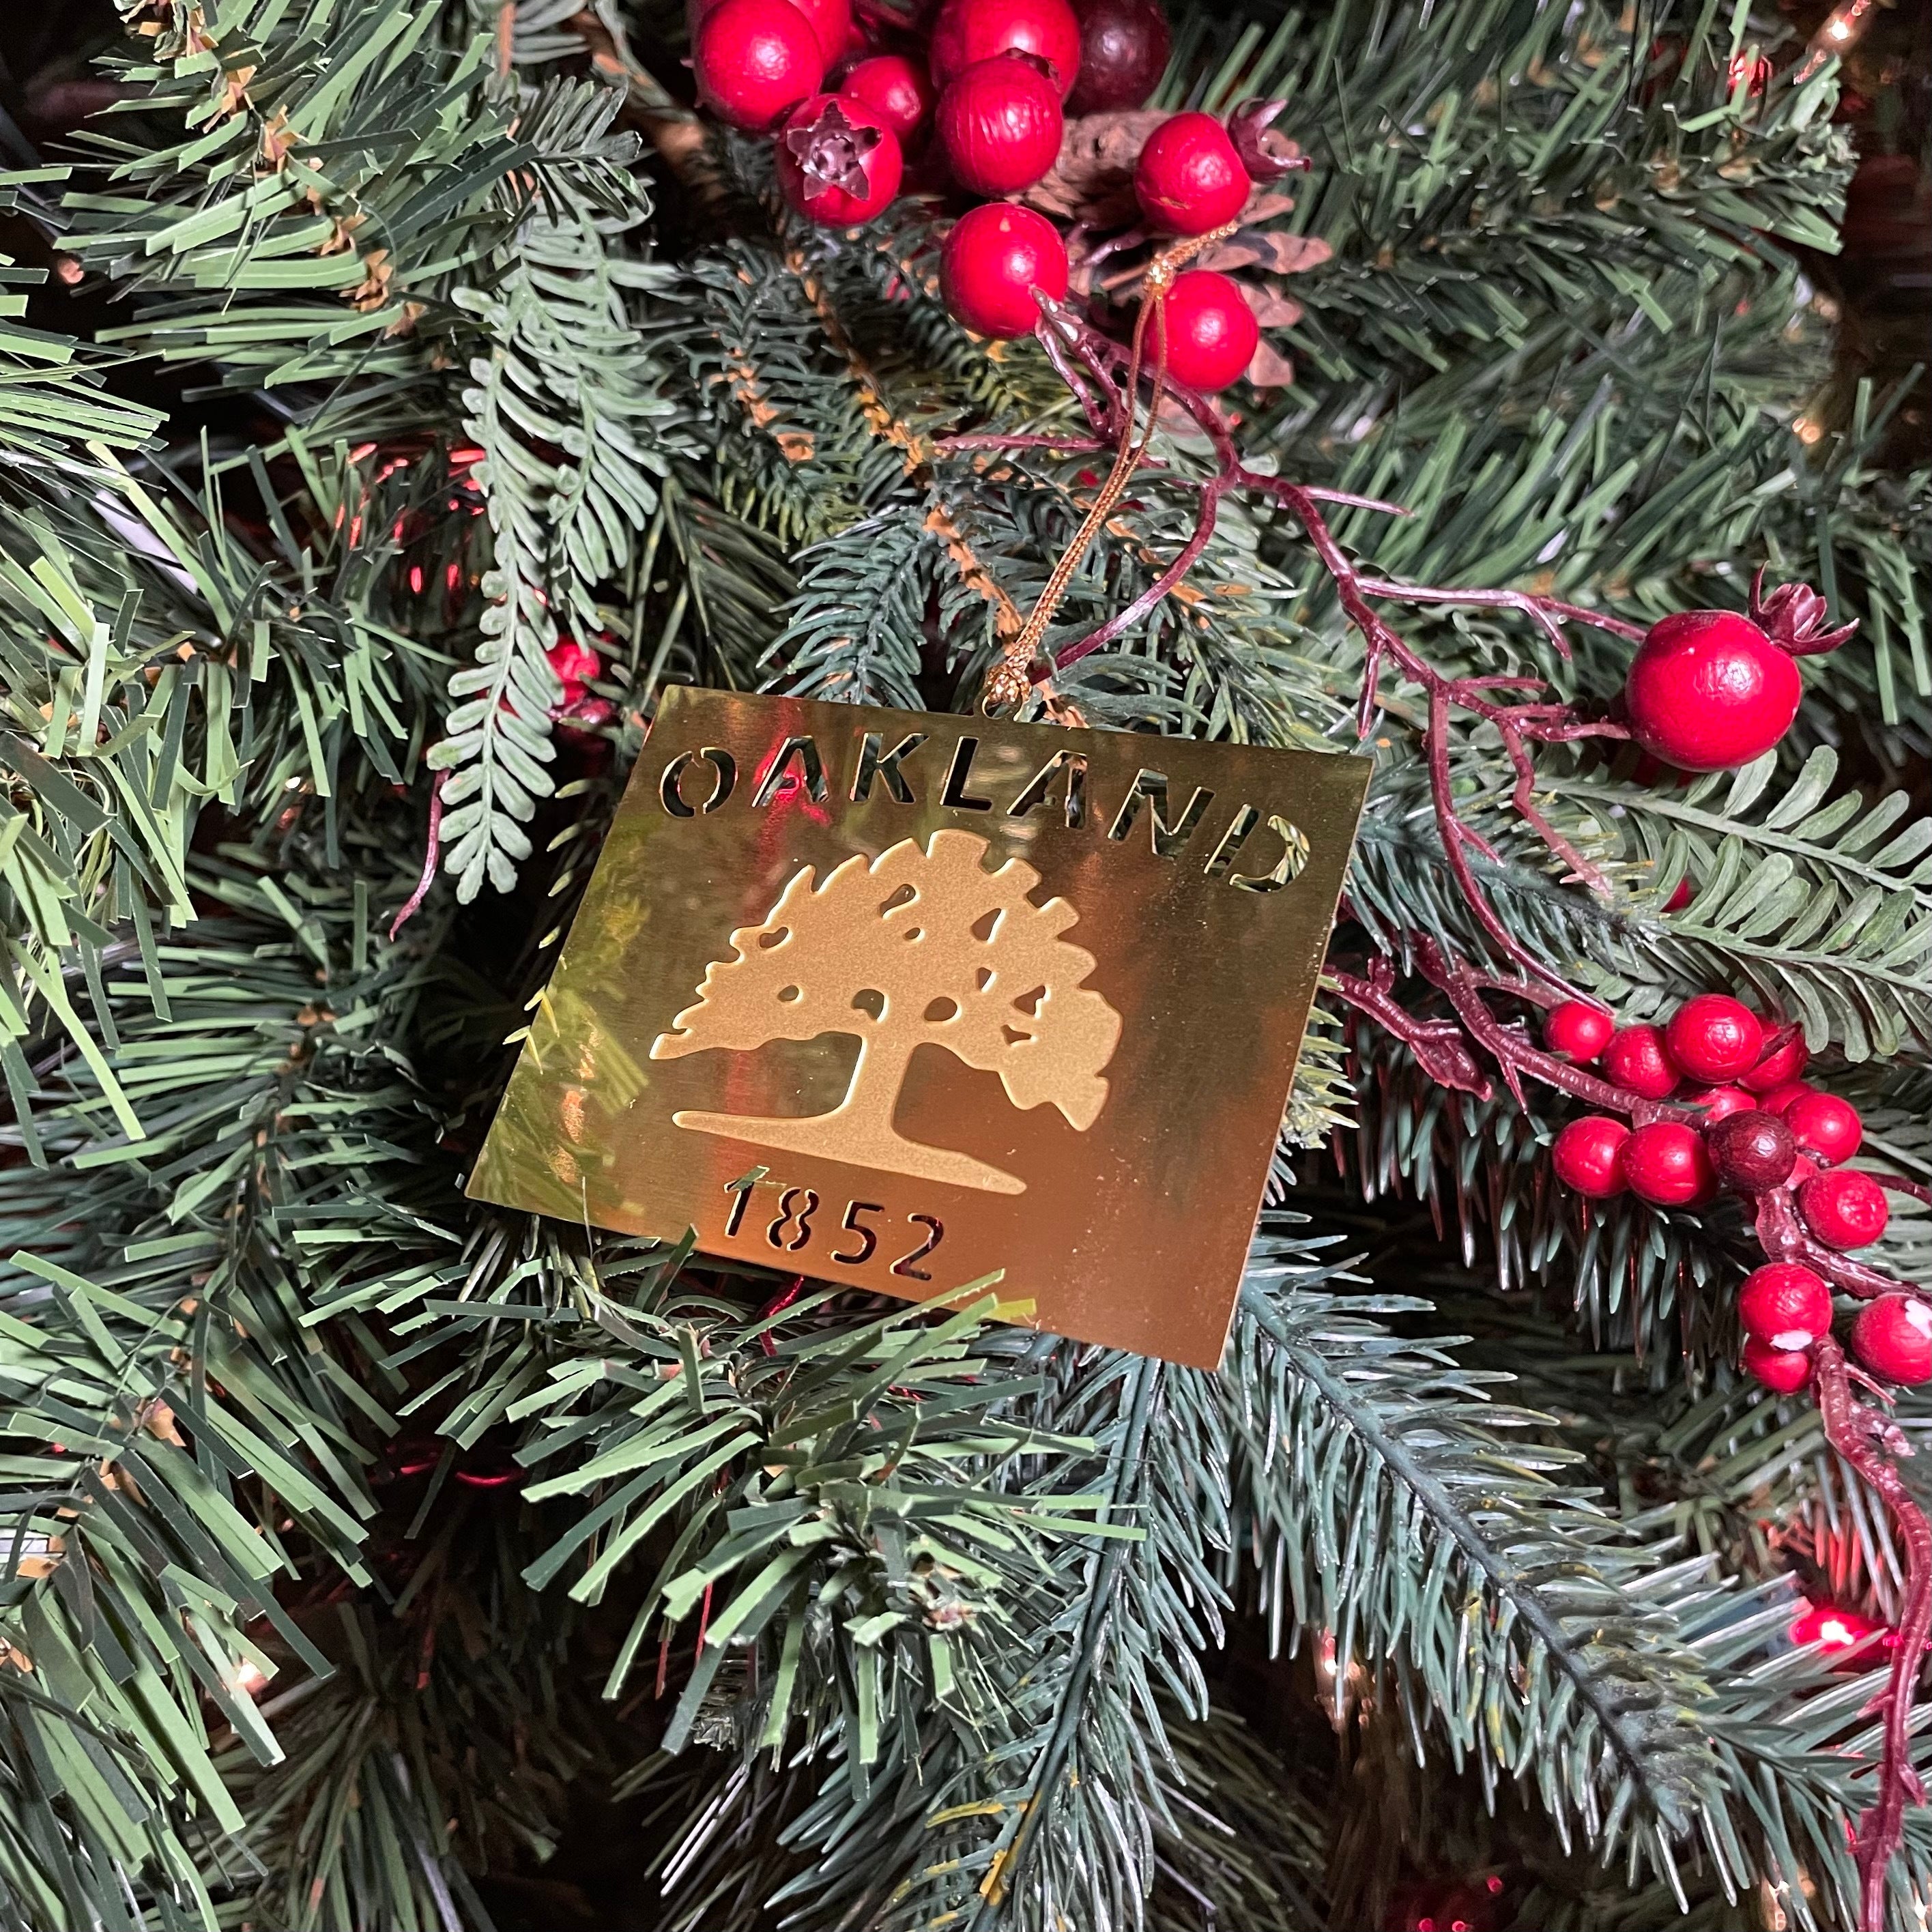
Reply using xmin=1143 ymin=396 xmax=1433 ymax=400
xmin=691 ymin=0 xmax=1275 ymax=393
xmin=1543 ymin=994 xmax=1920 ymax=1393
xmin=545 ymin=637 xmax=615 ymax=736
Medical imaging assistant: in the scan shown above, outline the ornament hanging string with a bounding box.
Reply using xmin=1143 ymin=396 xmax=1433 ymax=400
xmin=979 ymin=220 xmax=1239 ymax=718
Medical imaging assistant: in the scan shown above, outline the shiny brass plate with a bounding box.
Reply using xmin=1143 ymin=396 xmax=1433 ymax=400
xmin=470 ymin=687 xmax=1368 ymax=1368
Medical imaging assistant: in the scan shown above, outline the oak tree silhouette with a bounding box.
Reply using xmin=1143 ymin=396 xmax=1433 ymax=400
xmin=650 ymin=831 xmax=1121 ymax=1194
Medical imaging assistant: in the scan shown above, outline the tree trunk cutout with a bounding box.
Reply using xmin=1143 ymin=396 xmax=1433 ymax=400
xmin=650 ymin=831 xmax=1122 ymax=1196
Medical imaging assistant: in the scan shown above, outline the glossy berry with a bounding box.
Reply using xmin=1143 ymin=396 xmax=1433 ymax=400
xmin=1550 ymin=1116 xmax=1629 ymax=1199
xmin=776 ymin=94 xmax=903 ymax=224
xmin=1625 ymin=610 xmax=1804 ymax=773
xmin=1785 ymin=1092 xmax=1862 ymax=1166
xmin=1620 ymin=1121 xmax=1714 ymax=1207
xmin=940 ymin=202 xmax=1069 ymax=338
xmin=1665 ymin=994 xmax=1763 ymax=1084
xmin=839 ymin=55 xmax=934 ymax=141
xmin=1852 ymin=1295 xmax=1932 ymax=1386
xmin=1799 ymin=1170 xmax=1890 ymax=1250
xmin=1685 ymin=1085 xmax=1756 ymax=1124
xmin=929 ymin=0 xmax=1082 ymax=95
xmin=1742 ymin=1336 xmax=1814 ymax=1394
xmin=1707 ymin=1109 xmax=1796 ymax=1194
xmin=1065 ymin=0 xmax=1170 ymax=113
xmin=691 ymin=0 xmax=849 ymax=59
xmin=1544 ymin=1001 xmax=1614 ymax=1065
xmin=695 ymin=0 xmax=826 ymax=130
xmin=1149 ymin=270 xmax=1257 ymax=392
xmin=1760 ymin=1080 xmax=1817 ymax=1117
xmin=1602 ymin=1024 xmax=1679 ymax=1101
xmin=1134 ymin=111 xmax=1250 ymax=235
xmin=1743 ymin=1027 xmax=1808 ymax=1094
xmin=937 ymin=57 xmax=1064 ymax=194
xmin=1738 ymin=1263 xmax=1834 ymax=1347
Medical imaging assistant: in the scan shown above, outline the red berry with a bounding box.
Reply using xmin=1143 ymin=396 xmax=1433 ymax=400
xmin=1601 ymin=1024 xmax=1679 ymax=1100
xmin=1134 ymin=111 xmax=1250 ymax=235
xmin=940 ymin=202 xmax=1069 ymax=338
xmin=1551 ymin=1116 xmax=1629 ymax=1199
xmin=1852 ymin=1295 xmax=1932 ymax=1386
xmin=1544 ymin=1001 xmax=1615 ymax=1064
xmin=691 ymin=0 xmax=850 ymax=57
xmin=1760 ymin=1080 xmax=1817 ymax=1117
xmin=1148 ymin=270 xmax=1257 ymax=392
xmin=1065 ymin=0 xmax=1170 ymax=112
xmin=1684 ymin=1085 xmax=1755 ymax=1124
xmin=1664 ymin=994 xmax=1763 ymax=1084
xmin=776 ymin=93 xmax=903 ymax=224
xmin=1742 ymin=1026 xmax=1808 ymax=1093
xmin=929 ymin=0 xmax=1082 ymax=95
xmin=1742 ymin=1336 xmax=1813 ymax=1394
xmin=547 ymin=637 xmax=601 ymax=706
xmin=1662 ymin=878 xmax=1694 ymax=912
xmin=1785 ymin=1092 xmax=1862 ymax=1166
xmin=695 ymin=0 xmax=826 ymax=130
xmin=1619 ymin=1121 xmax=1713 ymax=1207
xmin=937 ymin=57 xmax=1064 ymax=194
xmin=1799 ymin=1170 xmax=1890 ymax=1250
xmin=1624 ymin=610 xmax=1803 ymax=773
xmin=1707 ymin=1109 xmax=1796 ymax=1194
xmin=840 ymin=55 xmax=934 ymax=141
xmin=1738 ymin=1263 xmax=1834 ymax=1346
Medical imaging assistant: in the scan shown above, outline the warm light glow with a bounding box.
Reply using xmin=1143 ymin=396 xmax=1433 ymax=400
xmin=234 ymin=1660 xmax=268 ymax=1695
xmin=1791 ymin=1599 xmax=1888 ymax=1654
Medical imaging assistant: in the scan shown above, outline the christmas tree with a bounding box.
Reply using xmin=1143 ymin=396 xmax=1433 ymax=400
xmin=1 ymin=0 xmax=1929 ymax=1928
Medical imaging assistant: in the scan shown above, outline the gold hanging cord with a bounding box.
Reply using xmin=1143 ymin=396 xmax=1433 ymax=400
xmin=979 ymin=220 xmax=1241 ymax=717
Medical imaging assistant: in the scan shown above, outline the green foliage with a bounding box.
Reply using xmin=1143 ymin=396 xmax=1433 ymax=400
xmin=0 ymin=0 xmax=1927 ymax=1928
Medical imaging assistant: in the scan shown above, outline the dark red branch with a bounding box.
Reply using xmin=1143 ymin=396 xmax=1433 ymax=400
xmin=1812 ymin=1335 xmax=1932 ymax=1932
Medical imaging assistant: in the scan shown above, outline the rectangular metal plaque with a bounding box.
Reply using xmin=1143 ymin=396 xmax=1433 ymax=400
xmin=469 ymin=688 xmax=1368 ymax=1368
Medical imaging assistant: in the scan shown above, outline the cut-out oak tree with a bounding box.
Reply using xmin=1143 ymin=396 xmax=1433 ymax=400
xmin=650 ymin=830 xmax=1122 ymax=1194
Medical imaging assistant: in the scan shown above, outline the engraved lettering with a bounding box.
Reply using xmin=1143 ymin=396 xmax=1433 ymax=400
xmin=660 ymin=747 xmax=738 ymax=817
xmin=1228 ymin=816 xmax=1310 ymax=893
xmin=940 ymin=736 xmax=994 ymax=811
xmin=751 ymin=735 xmax=828 ymax=808
xmin=851 ymin=731 xmax=927 ymax=804
xmin=1007 ymin=749 xmax=1088 ymax=828
xmin=1106 ymin=769 xmax=1215 ymax=856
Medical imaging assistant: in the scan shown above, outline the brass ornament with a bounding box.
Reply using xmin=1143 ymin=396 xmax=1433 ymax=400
xmin=470 ymin=687 xmax=1368 ymax=1368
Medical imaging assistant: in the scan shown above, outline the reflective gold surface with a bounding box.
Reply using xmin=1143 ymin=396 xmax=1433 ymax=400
xmin=470 ymin=688 xmax=1368 ymax=1368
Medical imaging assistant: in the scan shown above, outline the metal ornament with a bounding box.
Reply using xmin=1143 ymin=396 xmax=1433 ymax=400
xmin=470 ymin=687 xmax=1368 ymax=1368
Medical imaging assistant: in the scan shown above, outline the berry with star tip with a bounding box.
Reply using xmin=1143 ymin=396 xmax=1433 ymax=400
xmin=1551 ymin=1116 xmax=1629 ymax=1199
xmin=1620 ymin=1120 xmax=1714 ymax=1207
xmin=775 ymin=93 xmax=904 ymax=223
xmin=1601 ymin=1024 xmax=1680 ymax=1100
xmin=1623 ymin=578 xmax=1854 ymax=774
xmin=1543 ymin=1001 xmax=1614 ymax=1064
xmin=1799 ymin=1170 xmax=1890 ymax=1250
